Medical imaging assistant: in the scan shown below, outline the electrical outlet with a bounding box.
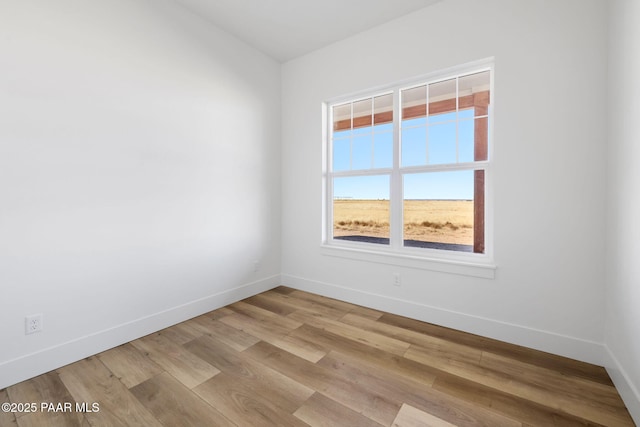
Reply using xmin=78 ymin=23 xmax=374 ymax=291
xmin=25 ymin=314 xmax=43 ymax=335
xmin=253 ymin=261 xmax=261 ymax=272
xmin=393 ymin=273 xmax=401 ymax=287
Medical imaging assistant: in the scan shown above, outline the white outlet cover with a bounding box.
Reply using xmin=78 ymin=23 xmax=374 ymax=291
xmin=25 ymin=314 xmax=43 ymax=334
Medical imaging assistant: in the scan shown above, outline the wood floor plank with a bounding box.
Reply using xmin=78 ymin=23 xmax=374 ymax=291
xmin=431 ymin=373 xmax=608 ymax=427
xmin=270 ymin=285 xmax=296 ymax=295
xmin=271 ymin=329 xmax=329 ymax=363
xmin=243 ymin=293 xmax=299 ymax=316
xmin=130 ymin=372 xmax=236 ymax=427
xmin=157 ymin=321 xmax=203 ymax=345
xmin=14 ymin=413 xmax=91 ymax=427
xmin=193 ymin=372 xmax=309 ymax=427
xmin=392 ymin=403 xmax=457 ymax=427
xmin=131 ymin=332 xmax=219 ymax=389
xmin=184 ymin=315 xmax=260 ymax=351
xmin=6 ymin=372 xmax=86 ymax=427
xmin=288 ymin=290 xmax=381 ymax=321
xmin=290 ymin=323 xmax=438 ymax=387
xmin=379 ymin=312 xmax=613 ymax=386
xmin=207 ymin=306 xmax=236 ymax=320
xmin=259 ymin=290 xmax=347 ymax=320
xmin=346 ymin=305 xmax=384 ymax=321
xmin=97 ymin=343 xmax=163 ymax=389
xmin=219 ymin=311 xmax=297 ymax=344
xmin=0 ymin=389 xmax=18 ymax=427
xmin=244 ymin=340 xmax=402 ymax=426
xmin=481 ymin=351 xmax=625 ymax=403
xmin=5 ymin=372 xmax=62 ymax=408
xmin=479 ymin=351 xmax=634 ymax=426
xmin=288 ymin=310 xmax=411 ymax=356
xmin=340 ymin=311 xmax=450 ymax=346
xmin=288 ymin=290 xmax=361 ymax=313
xmin=318 ymin=351 xmax=522 ymax=427
xmin=340 ymin=312 xmax=483 ymax=365
xmin=405 ymin=345 xmax=634 ymax=426
xmin=57 ymin=356 xmax=162 ymax=427
xmin=184 ymin=334 xmax=314 ymax=412
xmin=228 ymin=300 xmax=303 ymax=331
xmin=293 ymin=392 xmax=384 ymax=427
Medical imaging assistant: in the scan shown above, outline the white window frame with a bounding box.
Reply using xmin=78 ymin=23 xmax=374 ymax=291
xmin=321 ymin=59 xmax=496 ymax=279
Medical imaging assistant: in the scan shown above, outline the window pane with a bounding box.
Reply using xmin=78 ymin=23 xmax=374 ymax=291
xmin=459 ymin=70 xmax=490 ymax=116
xmin=403 ymin=170 xmax=479 ymax=252
xmin=333 ymin=103 xmax=351 ymax=132
xmin=352 ymin=134 xmax=372 ymax=169
xmin=458 ymin=108 xmax=474 ymax=120
xmin=401 ymin=85 xmax=426 ymax=168
xmin=332 ymin=138 xmax=350 ymax=171
xmin=333 ymin=129 xmax=351 ymax=139
xmin=353 ymin=98 xmax=372 ymax=135
xmin=333 ymin=175 xmax=390 ymax=245
xmin=474 ymin=116 xmax=489 ymax=161
xmin=373 ymin=131 xmax=392 ymax=168
xmin=401 ymin=126 xmax=427 ymax=167
xmin=374 ymin=93 xmax=393 ymax=125
xmin=403 ymin=117 xmax=426 ymax=127
xmin=458 ymin=119 xmax=474 ymax=163
xmin=428 ymin=110 xmax=456 ymax=125
xmin=428 ymin=122 xmax=457 ymax=164
xmin=374 ymin=123 xmax=393 ymax=132
xmin=456 ymin=117 xmax=490 ymax=163
xmin=429 ymin=78 xmax=456 ymax=117
xmin=402 ymin=85 xmax=426 ymax=121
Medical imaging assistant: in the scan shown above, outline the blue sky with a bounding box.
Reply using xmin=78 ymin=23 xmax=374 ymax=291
xmin=333 ymin=111 xmax=478 ymax=200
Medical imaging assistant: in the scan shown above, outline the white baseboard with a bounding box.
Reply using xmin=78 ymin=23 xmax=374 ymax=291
xmin=604 ymin=346 xmax=640 ymax=425
xmin=0 ymin=275 xmax=280 ymax=390
xmin=281 ymin=274 xmax=606 ymax=366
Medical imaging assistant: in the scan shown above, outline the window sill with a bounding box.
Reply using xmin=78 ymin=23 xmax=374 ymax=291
xmin=320 ymin=243 xmax=496 ymax=279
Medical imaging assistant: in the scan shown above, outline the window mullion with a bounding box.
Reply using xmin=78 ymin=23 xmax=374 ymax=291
xmin=390 ymin=89 xmax=403 ymax=250
xmin=349 ymin=102 xmax=354 ymax=170
xmin=325 ymin=104 xmax=332 ymax=242
xmin=455 ymin=76 xmax=460 ymax=163
xmin=370 ymin=98 xmax=375 ymax=169
xmin=425 ymin=83 xmax=430 ymax=165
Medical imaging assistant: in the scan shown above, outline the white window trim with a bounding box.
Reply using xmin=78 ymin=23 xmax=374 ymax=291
xmin=321 ymin=58 xmax=496 ymax=279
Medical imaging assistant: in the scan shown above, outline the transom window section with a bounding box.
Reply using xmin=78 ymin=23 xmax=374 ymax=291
xmin=327 ymin=64 xmax=491 ymax=257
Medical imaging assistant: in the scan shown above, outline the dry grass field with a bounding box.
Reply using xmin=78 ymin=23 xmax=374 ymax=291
xmin=333 ymin=199 xmax=473 ymax=245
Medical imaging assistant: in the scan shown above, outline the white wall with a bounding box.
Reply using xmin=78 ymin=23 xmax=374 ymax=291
xmin=281 ymin=0 xmax=609 ymax=363
xmin=0 ymin=0 xmax=281 ymax=388
xmin=605 ymin=0 xmax=640 ymax=421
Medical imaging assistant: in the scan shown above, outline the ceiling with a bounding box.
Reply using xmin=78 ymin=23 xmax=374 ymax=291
xmin=172 ymin=0 xmax=442 ymax=62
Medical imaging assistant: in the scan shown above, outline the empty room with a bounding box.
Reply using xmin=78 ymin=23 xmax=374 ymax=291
xmin=1 ymin=0 xmax=638 ymax=425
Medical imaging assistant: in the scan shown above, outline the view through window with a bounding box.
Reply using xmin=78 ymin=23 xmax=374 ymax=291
xmin=328 ymin=65 xmax=491 ymax=255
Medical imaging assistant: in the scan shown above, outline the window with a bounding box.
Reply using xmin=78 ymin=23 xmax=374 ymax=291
xmin=324 ymin=61 xmax=493 ymax=265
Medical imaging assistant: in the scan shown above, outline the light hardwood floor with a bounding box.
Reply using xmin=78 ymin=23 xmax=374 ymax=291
xmin=1 ymin=287 xmax=634 ymax=426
